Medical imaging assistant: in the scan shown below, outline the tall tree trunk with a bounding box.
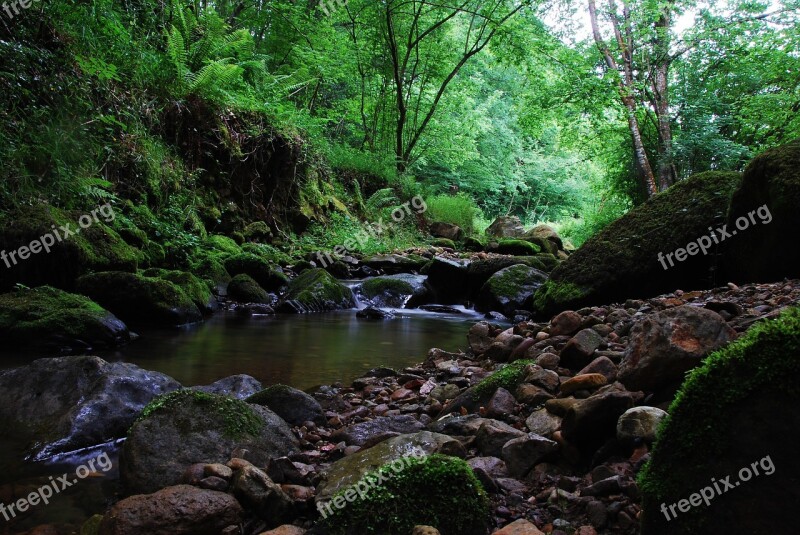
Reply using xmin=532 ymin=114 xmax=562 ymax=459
xmin=653 ymin=2 xmax=676 ymax=190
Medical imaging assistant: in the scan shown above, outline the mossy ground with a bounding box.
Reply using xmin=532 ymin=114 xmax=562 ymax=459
xmin=323 ymin=454 xmax=490 ymax=535
xmin=136 ymin=389 xmax=263 ymax=439
xmin=639 ymin=306 xmax=800 ymax=533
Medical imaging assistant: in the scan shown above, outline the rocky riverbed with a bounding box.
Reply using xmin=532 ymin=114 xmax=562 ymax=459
xmin=3 ymin=278 xmax=799 ymax=535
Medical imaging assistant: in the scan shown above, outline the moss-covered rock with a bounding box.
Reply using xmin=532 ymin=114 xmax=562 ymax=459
xmin=242 ymin=221 xmax=273 ymax=243
xmin=322 ymin=454 xmax=490 ymax=535
xmin=190 ymin=255 xmax=232 ymax=292
xmin=205 ymin=234 xmax=242 ymax=256
xmin=639 ymin=307 xmax=800 ymax=535
xmin=532 ymin=171 xmax=742 ymax=318
xmin=360 ymin=274 xmax=428 ymax=308
xmin=122 ymin=389 xmax=298 ymax=494
xmin=431 ymin=238 xmax=457 ymax=249
xmin=224 ymin=253 xmax=288 ymax=291
xmin=0 ymin=286 xmax=129 ymax=352
xmin=276 ymin=268 xmax=355 ymax=313
xmin=442 ymin=360 xmax=536 ymax=415
xmin=475 ymin=264 xmax=548 ymax=316
xmin=143 ymin=269 xmax=214 ymax=312
xmin=724 ymin=140 xmax=800 ymax=282
xmin=76 ymin=271 xmax=202 ymax=328
xmin=492 ymin=239 xmax=542 ymax=256
xmin=0 ymin=205 xmax=139 ymax=291
xmin=227 ymin=274 xmax=271 ymax=304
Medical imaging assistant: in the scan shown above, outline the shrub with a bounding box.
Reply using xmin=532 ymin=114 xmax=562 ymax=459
xmin=426 ymin=193 xmax=482 ymax=236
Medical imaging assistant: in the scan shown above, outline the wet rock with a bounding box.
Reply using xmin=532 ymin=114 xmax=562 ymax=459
xmin=356 ymin=306 xmax=395 ymax=319
xmin=560 ymin=329 xmax=604 ymax=370
xmin=616 ymin=406 xmax=667 ymax=443
xmin=330 ymin=415 xmax=425 ymax=447
xmin=486 ymin=387 xmax=517 ymax=418
xmin=193 ymin=375 xmax=263 ymax=400
xmin=227 ymin=274 xmax=272 ymax=304
xmin=425 ymin=256 xmax=471 ymax=303
xmin=276 ymin=269 xmax=355 ymax=313
xmin=525 ymin=409 xmax=562 ymax=437
xmin=549 ymin=311 xmax=583 ymax=337
xmin=475 ymin=265 xmax=549 ymax=317
xmin=618 ymin=306 xmax=736 ymax=392
xmin=98 ymin=485 xmax=242 ymax=535
xmin=523 ymin=365 xmax=560 ymax=392
xmin=0 ymin=355 xmax=179 ymax=460
xmin=248 ymin=385 xmax=326 ymax=426
xmin=232 ymin=464 xmax=292 ymax=521
xmin=468 ymin=322 xmax=495 ymax=355
xmin=501 ymin=433 xmax=559 ymax=478
xmin=475 ymin=419 xmax=526 ymax=457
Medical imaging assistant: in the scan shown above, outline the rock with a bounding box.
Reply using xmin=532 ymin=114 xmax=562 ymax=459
xmin=545 ymin=398 xmax=581 ymax=417
xmin=524 ymin=224 xmax=564 ymax=251
xmin=467 ymin=456 xmax=509 ymax=478
xmin=259 ymin=526 xmax=305 ymax=535
xmin=0 ymin=356 xmax=179 ymax=461
xmin=121 ymin=390 xmax=298 ymax=494
xmin=0 ymin=204 xmax=138 ymax=291
xmin=560 ymin=374 xmax=607 ymax=396
xmin=523 ymin=365 xmax=560 ymax=392
xmin=475 ymin=419 xmax=526 ymax=457
xmin=276 ymin=269 xmax=355 ymax=313
xmin=535 ymin=352 xmax=560 ymax=370
xmin=616 ymin=406 xmax=667 ymax=443
xmin=501 ymin=433 xmax=559 ymax=478
xmin=98 ymin=485 xmax=242 ymax=535
xmin=227 ymin=274 xmax=272 ymax=304
xmin=411 ymin=526 xmax=442 ymax=535
xmin=360 ymin=274 xmax=429 ymax=308
xmin=585 ymin=500 xmax=608 ymax=528
xmin=560 ymin=329 xmax=604 ymax=370
xmin=485 ymin=216 xmax=525 ymax=238
xmin=491 ymin=239 xmax=542 ymax=256
xmin=475 ymin=265 xmax=549 ymax=316
xmin=193 ymin=375 xmax=263 ymax=400
xmin=0 ymin=286 xmax=129 ymax=353
xmin=515 ymin=384 xmax=554 ymax=406
xmin=248 ymin=384 xmax=326 ymax=426
xmin=640 ymin=306 xmax=800 ymax=535
xmin=618 ymin=306 xmax=737 ymax=392
xmin=531 ymin=171 xmax=743 ymax=317
xmin=427 ymin=414 xmax=488 ymax=436
xmin=315 ymin=431 xmax=464 ymax=502
xmin=486 ymin=387 xmax=517 ymax=418
xmin=549 ymin=311 xmax=583 ymax=337
xmin=468 ymin=322 xmax=494 ymax=355
xmin=526 ymin=409 xmax=562 ymax=437
xmin=142 ymin=268 xmax=215 ymax=313
xmin=561 ymin=390 xmax=638 ymax=452
xmin=76 ymin=271 xmax=201 ymax=328
xmin=577 ymin=357 xmax=618 ymax=382
xmin=493 ymin=519 xmax=546 ymax=535
xmin=360 ymin=254 xmax=425 ymax=274
xmin=232 ymin=464 xmax=292 ymax=521
xmin=430 ymin=222 xmax=464 ymax=241
xmin=724 ymin=140 xmax=800 ymax=282
xmin=224 ymin=253 xmax=288 ymax=292
xmin=330 ymin=415 xmax=425 ymax=447
xmin=425 ymin=256 xmax=471 ymax=303
xmin=356 ymin=306 xmax=395 ymax=319
xmin=429 ymin=384 xmax=461 ymax=402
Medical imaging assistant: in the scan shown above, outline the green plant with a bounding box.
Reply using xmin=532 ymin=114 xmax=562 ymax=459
xmin=425 ymin=193 xmax=482 ymax=235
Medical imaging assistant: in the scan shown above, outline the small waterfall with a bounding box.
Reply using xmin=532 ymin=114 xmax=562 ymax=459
xmin=341 ymin=280 xmax=367 ymax=309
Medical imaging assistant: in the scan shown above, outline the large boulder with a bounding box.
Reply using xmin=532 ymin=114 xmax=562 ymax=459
xmin=724 ymin=140 xmax=800 ymax=282
xmin=98 ymin=485 xmax=243 ymax=535
xmin=224 ymin=253 xmax=288 ymax=292
xmin=121 ymin=389 xmax=298 ymax=494
xmin=618 ymin=306 xmax=737 ymax=393
xmin=475 ymin=265 xmax=548 ymax=317
xmin=485 ymin=216 xmax=525 ymax=238
xmin=193 ymin=375 xmax=264 ymax=400
xmin=227 ymin=274 xmax=272 ymax=304
xmin=531 ymin=172 xmax=742 ymax=318
xmin=639 ymin=306 xmax=800 ymax=535
xmin=76 ymin=271 xmax=202 ymax=328
xmin=425 ymin=256 xmax=471 ymax=304
xmin=360 ymin=274 xmax=429 ymax=308
xmin=0 ymin=204 xmax=139 ymax=291
xmin=0 ymin=356 xmax=180 ymax=460
xmin=247 ymin=384 xmax=326 ymax=426
xmin=330 ymin=415 xmax=426 ymax=447
xmin=0 ymin=286 xmax=129 ymax=353
xmin=276 ymin=268 xmax=355 ymax=313
xmin=142 ymin=269 xmax=215 ymax=313
xmin=430 ymin=222 xmax=465 ymax=241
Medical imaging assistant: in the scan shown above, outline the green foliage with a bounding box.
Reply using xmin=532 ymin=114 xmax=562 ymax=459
xmin=473 ymin=360 xmax=536 ymax=398
xmin=425 ymin=193 xmax=482 ymax=236
xmin=323 ymin=454 xmax=490 ymax=535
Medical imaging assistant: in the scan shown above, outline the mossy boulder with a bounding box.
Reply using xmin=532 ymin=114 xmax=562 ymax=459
xmin=0 ymin=286 xmax=129 ymax=353
xmin=205 ymin=234 xmax=242 ymax=256
xmin=475 ymin=265 xmax=549 ymax=316
xmin=227 ymin=274 xmax=272 ymax=304
xmin=639 ymin=307 xmax=800 ymax=535
xmin=0 ymin=205 xmax=139 ymax=291
xmin=492 ymin=239 xmax=542 ymax=256
xmin=242 ymin=221 xmax=273 ymax=243
xmin=76 ymin=271 xmax=202 ymax=328
xmin=442 ymin=360 xmax=536 ymax=415
xmin=321 ymin=454 xmax=490 ymax=535
xmin=224 ymin=253 xmax=288 ymax=292
xmin=190 ymin=255 xmax=231 ymax=293
xmin=361 ymin=274 xmax=429 ymax=308
xmin=276 ymin=268 xmax=355 ymax=313
xmin=143 ymin=269 xmax=215 ymax=312
xmin=121 ymin=389 xmax=299 ymax=494
xmin=431 ymin=238 xmax=457 ymax=249
xmin=724 ymin=140 xmax=800 ymax=282
xmin=532 ymin=171 xmax=742 ymax=318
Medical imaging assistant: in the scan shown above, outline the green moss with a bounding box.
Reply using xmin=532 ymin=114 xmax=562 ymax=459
xmin=190 ymin=254 xmax=232 ymax=289
xmin=473 ymin=360 xmax=536 ymax=399
xmin=142 ymin=269 xmax=212 ymax=310
xmin=531 ymin=280 xmax=589 ymax=316
xmin=431 ymin=238 xmax=457 ymax=248
xmin=206 ymin=234 xmax=242 ymax=255
xmin=361 ymin=277 xmax=415 ymax=299
xmin=496 ymin=239 xmax=541 ymax=256
xmin=240 ymin=242 xmax=293 ymax=266
xmin=242 ymin=221 xmax=272 ymax=242
xmin=137 ymin=389 xmax=263 ymax=439
xmin=482 ymin=264 xmax=538 ymax=297
xmin=224 ymin=253 xmax=288 ymax=291
xmin=323 ymin=454 xmax=490 ymax=535
xmin=283 ymin=268 xmax=355 ymax=311
xmin=227 ymin=273 xmax=270 ymax=303
xmin=639 ymin=306 xmax=800 ymax=532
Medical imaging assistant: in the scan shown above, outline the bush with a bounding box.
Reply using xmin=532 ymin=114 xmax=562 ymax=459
xmin=426 ymin=193 xmax=482 ymax=236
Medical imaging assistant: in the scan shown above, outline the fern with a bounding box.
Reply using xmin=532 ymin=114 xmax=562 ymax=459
xmin=365 ymin=188 xmax=399 ymax=217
